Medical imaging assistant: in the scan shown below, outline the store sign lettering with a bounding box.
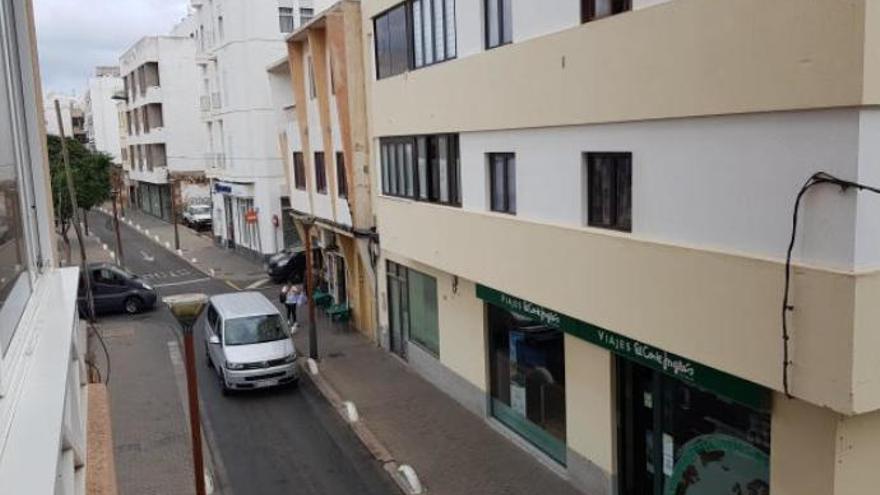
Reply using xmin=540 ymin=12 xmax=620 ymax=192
xmin=500 ymin=294 xmax=562 ymax=328
xmin=596 ymin=330 xmax=696 ymax=381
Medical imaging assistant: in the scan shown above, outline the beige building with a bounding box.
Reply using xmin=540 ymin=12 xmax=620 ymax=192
xmin=360 ymin=0 xmax=880 ymax=494
xmin=274 ymin=0 xmax=377 ymax=337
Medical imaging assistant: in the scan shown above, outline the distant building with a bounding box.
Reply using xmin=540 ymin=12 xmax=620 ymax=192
xmin=83 ymin=66 xmax=124 ymax=162
xmin=119 ymin=28 xmax=207 ymax=222
xmin=44 ymin=91 xmax=87 ymax=144
xmin=190 ymin=0 xmax=311 ymax=259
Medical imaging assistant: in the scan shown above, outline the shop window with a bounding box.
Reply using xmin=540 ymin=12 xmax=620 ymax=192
xmin=484 ymin=0 xmax=512 ymax=49
xmin=488 ymin=153 xmax=516 ymax=214
xmin=380 ymin=134 xmax=460 ymax=206
xmin=406 ymin=269 xmax=439 ymax=355
xmin=586 ymin=152 xmax=631 ymax=232
xmin=487 ymin=302 xmax=566 ymax=463
xmin=314 ymin=151 xmax=327 ymax=194
xmin=386 ymin=261 xmax=410 ymax=359
xmin=293 ymin=152 xmax=306 ymax=190
xmin=336 ymin=152 xmax=348 ymax=198
xmin=616 ymin=359 xmax=771 ymax=495
xmin=582 ymin=0 xmax=631 ymax=23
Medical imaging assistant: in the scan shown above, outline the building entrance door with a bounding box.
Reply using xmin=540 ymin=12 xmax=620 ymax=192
xmin=386 ymin=262 xmax=408 ymax=360
xmin=617 ymin=359 xmax=771 ymax=495
xmin=223 ymin=195 xmax=235 ymax=248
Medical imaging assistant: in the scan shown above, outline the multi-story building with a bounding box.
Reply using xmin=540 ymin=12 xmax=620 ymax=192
xmin=83 ymin=66 xmax=124 ymax=162
xmin=273 ymin=0 xmax=376 ymax=336
xmin=192 ymin=0 xmax=312 ymax=259
xmin=119 ymin=21 xmax=208 ymax=222
xmin=44 ymin=91 xmax=87 ymax=144
xmin=0 ymin=0 xmax=102 ymax=492
xmin=362 ymin=0 xmax=880 ymax=494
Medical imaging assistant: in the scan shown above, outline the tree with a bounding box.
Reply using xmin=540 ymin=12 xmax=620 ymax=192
xmin=47 ymin=135 xmax=112 ymax=261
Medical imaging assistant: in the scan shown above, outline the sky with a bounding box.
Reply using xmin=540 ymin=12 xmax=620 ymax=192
xmin=34 ymin=0 xmax=189 ymax=96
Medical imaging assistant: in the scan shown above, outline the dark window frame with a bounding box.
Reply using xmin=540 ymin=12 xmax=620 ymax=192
xmin=484 ymin=0 xmax=512 ymax=49
xmin=314 ymin=151 xmax=327 ymax=194
xmin=581 ymin=0 xmax=631 ymax=23
xmin=373 ymin=0 xmax=457 ymax=80
xmin=586 ymin=152 xmax=632 ymax=232
xmin=336 ymin=151 xmax=348 ymax=198
xmin=488 ymin=152 xmax=516 ymax=214
xmin=293 ymin=151 xmax=306 ymax=190
xmin=380 ymin=133 xmax=460 ymax=207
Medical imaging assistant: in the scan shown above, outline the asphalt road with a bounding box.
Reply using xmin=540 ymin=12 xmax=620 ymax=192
xmin=89 ymin=212 xmax=397 ymax=495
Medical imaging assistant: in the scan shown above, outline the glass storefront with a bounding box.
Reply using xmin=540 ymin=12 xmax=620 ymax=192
xmin=617 ymin=359 xmax=771 ymax=495
xmin=487 ymin=302 xmax=566 ymax=464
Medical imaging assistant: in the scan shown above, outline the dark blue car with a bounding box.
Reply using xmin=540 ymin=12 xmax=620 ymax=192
xmin=78 ymin=262 xmax=157 ymax=316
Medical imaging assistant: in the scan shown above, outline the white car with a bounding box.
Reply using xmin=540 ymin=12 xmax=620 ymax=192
xmin=204 ymin=292 xmax=299 ymax=395
xmin=182 ymin=203 xmax=212 ymax=230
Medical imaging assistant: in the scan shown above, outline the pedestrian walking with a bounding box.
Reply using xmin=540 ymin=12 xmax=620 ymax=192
xmin=284 ymin=285 xmax=303 ymax=328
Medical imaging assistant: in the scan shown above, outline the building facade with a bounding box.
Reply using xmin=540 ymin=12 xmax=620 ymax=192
xmin=83 ymin=66 xmax=124 ymax=163
xmin=192 ymin=0 xmax=311 ymax=259
xmin=0 ymin=0 xmax=91 ymax=492
xmin=362 ymin=0 xmax=880 ymax=494
xmin=119 ymin=28 xmax=208 ymax=223
xmin=274 ymin=0 xmax=376 ymax=337
xmin=44 ymin=91 xmax=87 ymax=144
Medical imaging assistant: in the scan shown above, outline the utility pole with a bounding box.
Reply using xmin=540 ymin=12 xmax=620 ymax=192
xmin=55 ymin=100 xmax=95 ymax=322
xmin=111 ymin=190 xmax=124 ymax=266
xmin=170 ymin=177 xmax=181 ymax=251
xmin=303 ymin=218 xmax=318 ymax=360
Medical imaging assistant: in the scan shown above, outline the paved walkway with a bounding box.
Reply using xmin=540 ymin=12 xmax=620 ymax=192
xmin=98 ymin=205 xmax=270 ymax=288
xmin=290 ymin=314 xmax=584 ymax=495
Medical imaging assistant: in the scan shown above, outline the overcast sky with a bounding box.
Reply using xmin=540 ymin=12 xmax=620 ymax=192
xmin=34 ymin=0 xmax=189 ymax=96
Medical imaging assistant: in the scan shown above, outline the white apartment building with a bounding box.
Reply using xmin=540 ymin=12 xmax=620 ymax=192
xmin=363 ymin=0 xmax=880 ymax=494
xmin=192 ymin=0 xmax=312 ymax=259
xmin=44 ymin=91 xmax=87 ymax=143
xmin=0 ymin=0 xmax=92 ymax=493
xmin=83 ymin=66 xmax=123 ymax=162
xmin=119 ymin=24 xmax=207 ymax=223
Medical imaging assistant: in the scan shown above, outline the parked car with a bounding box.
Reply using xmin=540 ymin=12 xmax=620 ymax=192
xmin=182 ymin=203 xmax=212 ymax=230
xmin=77 ymin=262 xmax=157 ymax=316
xmin=265 ymin=246 xmax=320 ymax=283
xmin=203 ymin=292 xmax=299 ymax=395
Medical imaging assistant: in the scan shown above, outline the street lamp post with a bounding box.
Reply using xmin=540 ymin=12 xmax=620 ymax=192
xmin=163 ymin=293 xmax=209 ymax=495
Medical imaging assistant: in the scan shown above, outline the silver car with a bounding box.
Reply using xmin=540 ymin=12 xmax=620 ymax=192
xmin=204 ymin=292 xmax=299 ymax=395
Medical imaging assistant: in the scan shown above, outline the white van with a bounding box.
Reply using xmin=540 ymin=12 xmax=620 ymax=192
xmin=204 ymin=292 xmax=299 ymax=394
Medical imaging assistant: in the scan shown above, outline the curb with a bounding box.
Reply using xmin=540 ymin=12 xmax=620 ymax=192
xmin=299 ymin=360 xmax=424 ymax=494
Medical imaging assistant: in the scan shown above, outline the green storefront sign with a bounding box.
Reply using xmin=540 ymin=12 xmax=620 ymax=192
xmin=476 ymin=285 xmax=771 ymax=411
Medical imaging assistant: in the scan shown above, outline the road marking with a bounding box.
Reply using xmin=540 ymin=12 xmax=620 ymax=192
xmin=244 ymin=278 xmax=270 ymax=290
xmin=224 ymin=280 xmax=241 ymax=291
xmin=152 ymin=277 xmax=212 ymax=288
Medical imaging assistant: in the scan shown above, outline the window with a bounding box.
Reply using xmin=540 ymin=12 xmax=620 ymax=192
xmin=586 ymin=152 xmax=631 ymax=232
xmin=279 ymin=7 xmax=295 ymax=33
xmin=485 ymin=0 xmax=512 ymax=49
xmin=374 ymin=4 xmax=409 ymax=79
xmin=314 ymin=152 xmax=327 ymax=194
xmin=293 ymin=151 xmax=306 ymax=190
xmin=386 ymin=261 xmax=439 ymax=356
xmin=300 ymin=7 xmax=314 ymax=25
xmin=206 ymin=304 xmax=219 ymax=334
xmin=307 ymin=56 xmax=317 ymax=99
xmin=411 ymin=0 xmax=456 ymax=68
xmin=93 ymin=268 xmax=126 ymax=286
xmin=581 ymin=0 xmax=631 ymax=23
xmin=488 ymin=153 xmax=515 ymax=214
xmin=336 ymin=151 xmax=348 ymax=198
xmin=380 ymin=134 xmax=460 ymax=206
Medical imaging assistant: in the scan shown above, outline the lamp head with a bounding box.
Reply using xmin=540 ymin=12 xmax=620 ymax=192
xmin=163 ymin=293 xmax=208 ymax=331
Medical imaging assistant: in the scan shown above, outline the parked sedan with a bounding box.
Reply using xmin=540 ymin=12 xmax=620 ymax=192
xmin=77 ymin=263 xmax=157 ymax=316
xmin=182 ymin=203 xmax=213 ymax=231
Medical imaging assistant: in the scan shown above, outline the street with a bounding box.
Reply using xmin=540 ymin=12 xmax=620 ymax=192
xmin=88 ymin=211 xmax=397 ymax=495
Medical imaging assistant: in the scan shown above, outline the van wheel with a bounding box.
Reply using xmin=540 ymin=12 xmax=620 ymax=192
xmin=123 ymin=297 xmax=142 ymax=314
xmin=219 ymin=370 xmax=232 ymax=396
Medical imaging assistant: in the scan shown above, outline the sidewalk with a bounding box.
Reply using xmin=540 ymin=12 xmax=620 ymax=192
xmin=99 ymin=205 xmax=269 ymax=288
xmin=292 ymin=313 xmax=584 ymax=495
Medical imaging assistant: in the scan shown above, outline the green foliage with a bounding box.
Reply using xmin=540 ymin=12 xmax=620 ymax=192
xmin=47 ymin=135 xmax=112 ymax=227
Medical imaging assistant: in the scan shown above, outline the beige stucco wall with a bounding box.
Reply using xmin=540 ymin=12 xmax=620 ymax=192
xmin=864 ymin=0 xmax=880 ymax=105
xmin=378 ymin=198 xmax=863 ymax=414
xmin=437 ymin=277 xmax=487 ymax=392
xmin=770 ymin=396 xmax=837 ymax=495
xmin=365 ymin=0 xmax=870 ymax=136
xmin=564 ymin=335 xmax=615 ymax=473
xmin=833 ymin=408 xmax=880 ymax=494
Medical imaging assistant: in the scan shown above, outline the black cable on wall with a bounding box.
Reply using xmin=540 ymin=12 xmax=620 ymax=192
xmin=783 ymin=172 xmax=880 ymax=398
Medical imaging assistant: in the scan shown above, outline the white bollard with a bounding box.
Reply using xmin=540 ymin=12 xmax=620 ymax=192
xmin=164 ymin=241 xmax=171 ymax=249
xmin=209 ymin=268 xmax=216 ymax=277
xmin=135 ymin=224 xmax=141 ymax=231
xmin=176 ymin=249 xmax=184 ymax=257
xmin=343 ymin=401 xmax=359 ymax=423
xmin=101 ymin=243 xmax=107 ymax=251
xmin=397 ymin=465 xmax=423 ymax=494
xmin=109 ymin=251 xmax=116 ymax=260
xmin=191 ymin=258 xmax=198 ymax=263
xmin=307 ymin=358 xmax=319 ymax=376
xmin=154 ymin=235 xmax=161 ymax=242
